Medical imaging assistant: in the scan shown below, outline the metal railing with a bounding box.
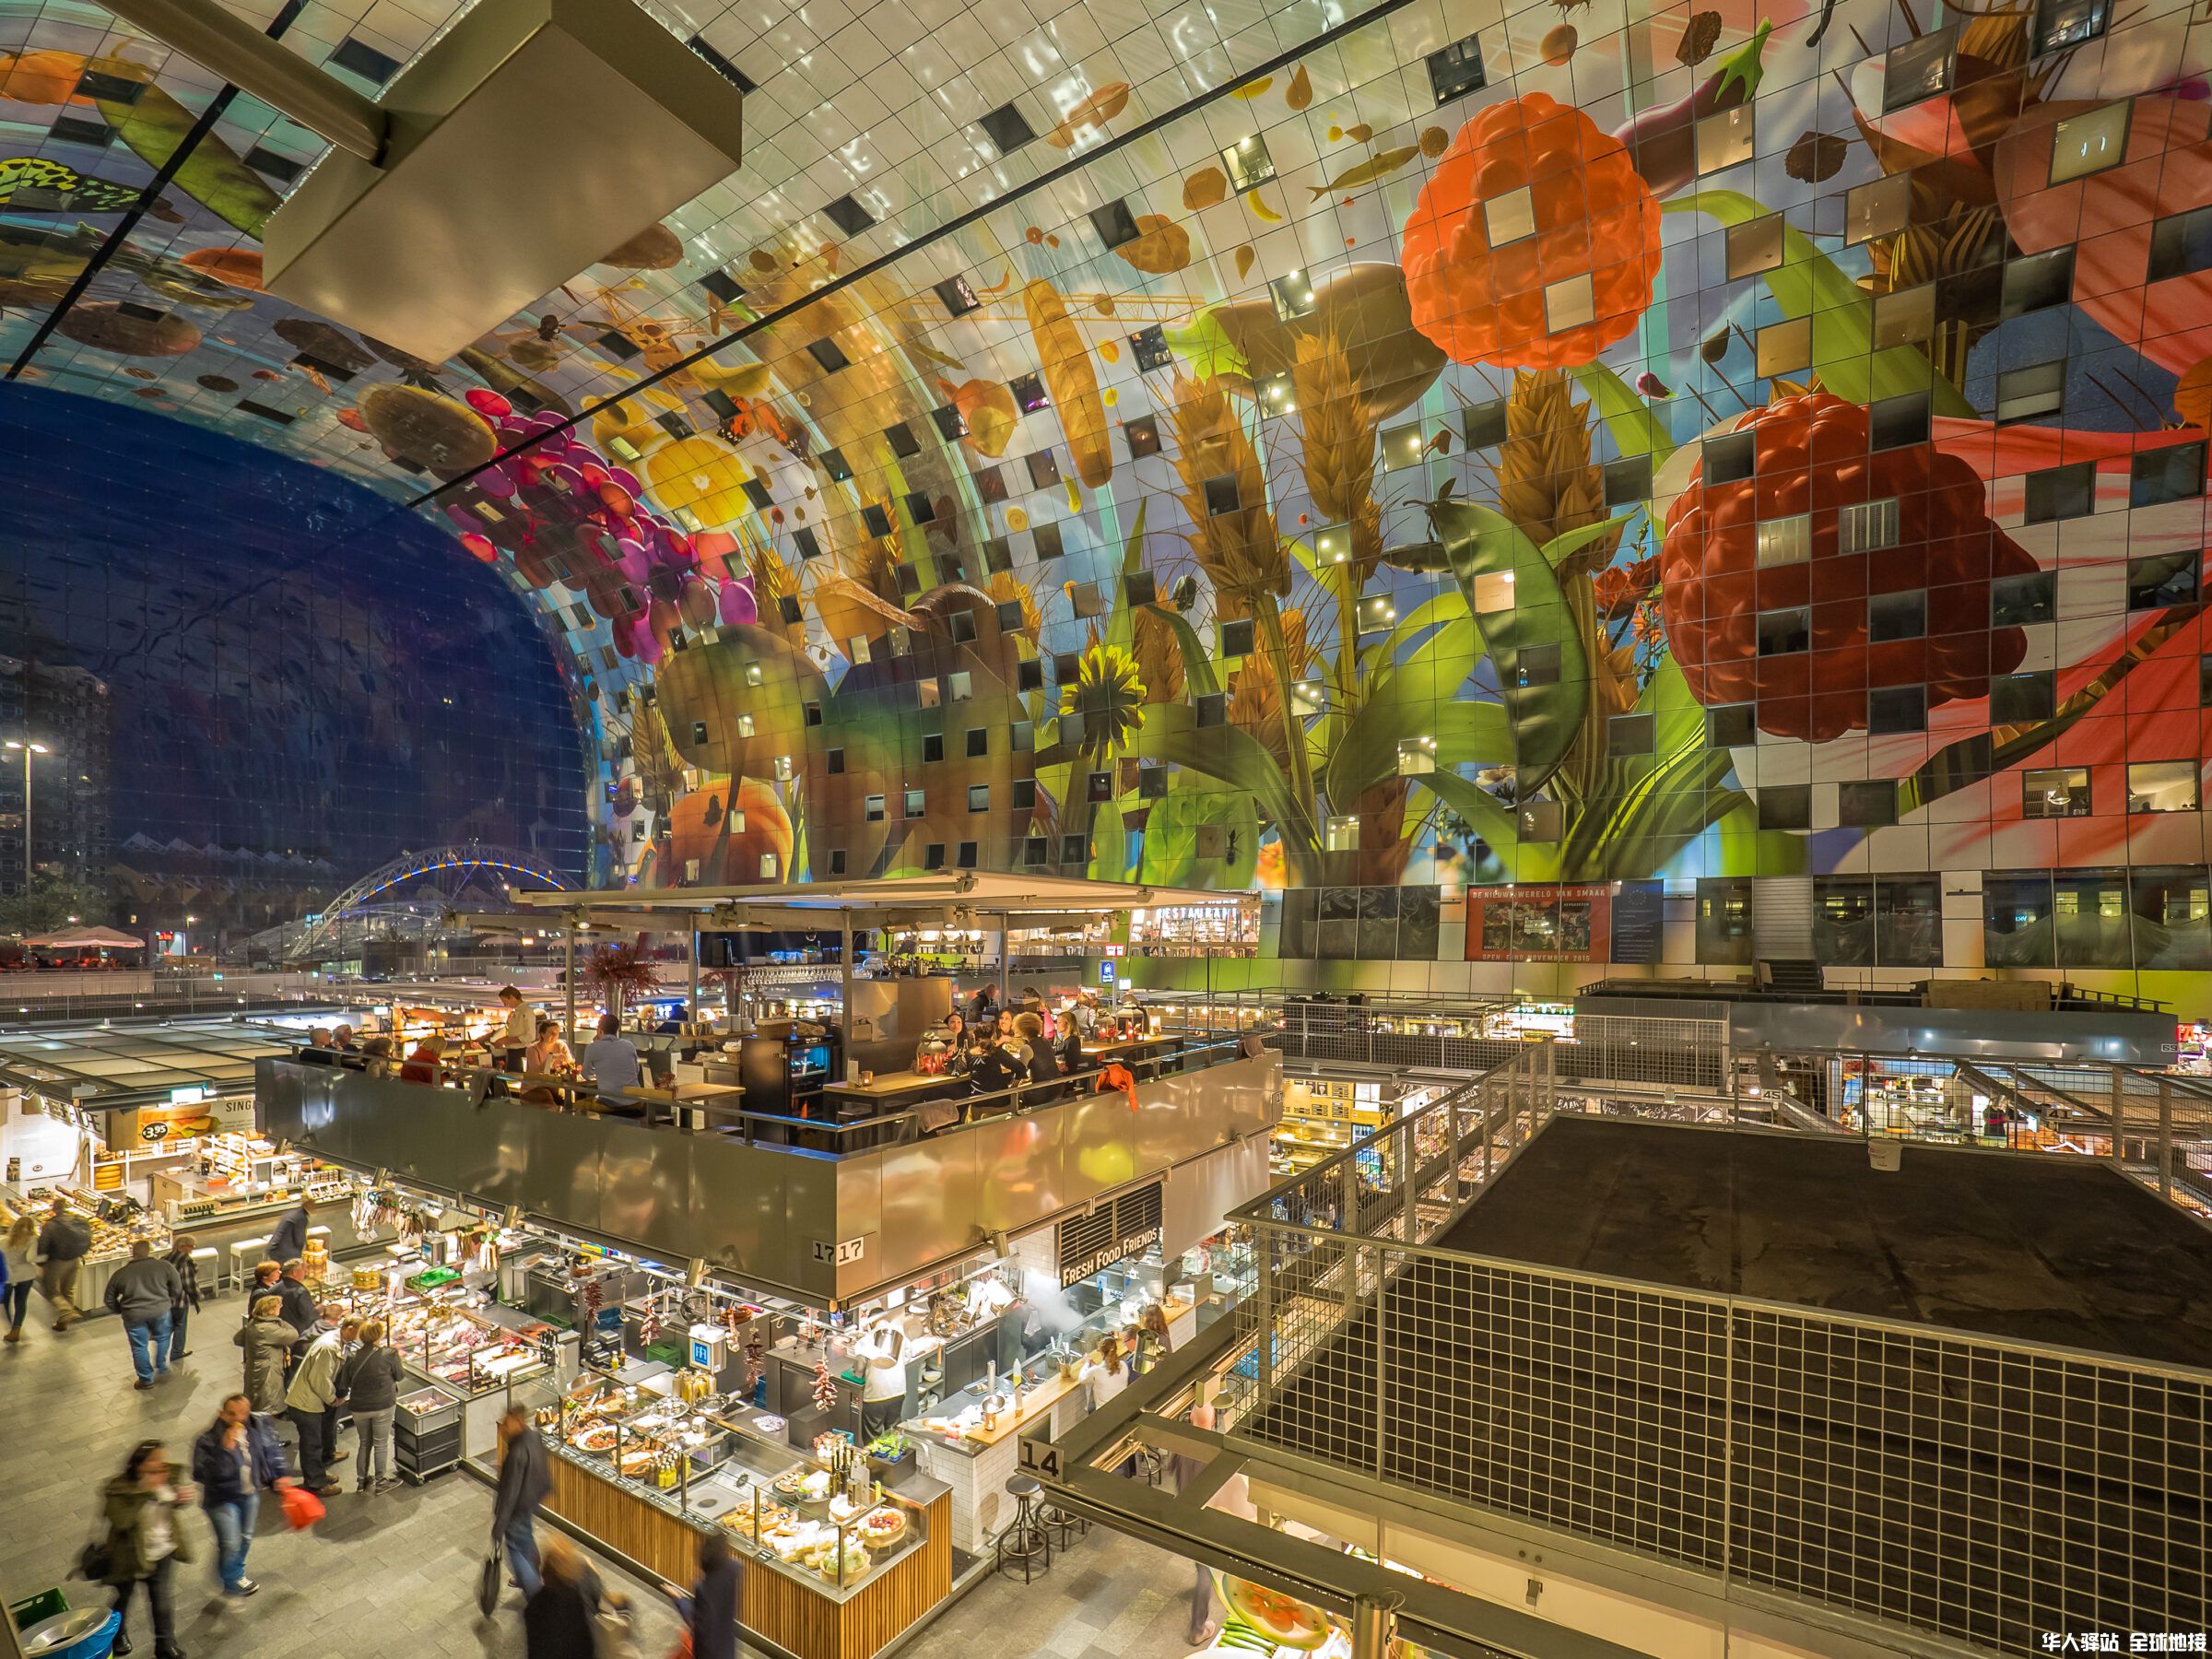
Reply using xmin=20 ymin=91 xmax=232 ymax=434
xmin=1218 ymin=1049 xmax=2212 ymax=1658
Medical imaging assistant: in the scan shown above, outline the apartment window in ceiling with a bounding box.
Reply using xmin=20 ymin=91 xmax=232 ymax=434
xmin=2023 ymin=460 xmax=2095 ymax=524
xmin=1195 ymin=692 xmax=1227 ymax=728
xmin=1519 ymin=641 xmax=1562 ymax=688
xmin=2049 ymin=101 xmax=2129 ymax=184
xmin=1545 ymin=273 xmax=1595 ymax=334
xmin=860 ymin=502 xmax=892 ymax=537
xmin=1009 ymin=372 xmax=1049 ymax=415
xmin=1382 ymin=424 xmax=1429 ymax=472
xmin=818 ymin=448 xmax=853 ymax=483
xmin=904 ymin=491 xmax=936 ymax=528
xmin=1464 ymin=398 xmax=1508 ymax=449
xmin=1868 ymin=685 xmax=1927 ymax=735
xmin=1069 ymin=582 xmax=1104 ymax=619
xmin=1703 ymin=430 xmax=1756 ymax=484
xmin=1992 ymin=570 xmax=2058 ymax=626
xmin=1124 ymin=571 xmax=1157 ymax=606
xmin=2148 ymin=204 xmax=2212 ymax=282
xmin=1607 ymin=713 xmax=1655 ymax=758
xmin=1992 ymin=670 xmax=2055 ymax=724
xmin=968 ymin=784 xmax=990 ymax=813
xmin=977 ymin=100 xmax=1035 ymax=155
xmin=243 ymin=145 xmax=302 ymax=182
xmin=2127 ymin=549 xmax=2200 ymax=611
xmin=330 ymin=34 xmax=405 ymax=86
xmin=1867 ymin=589 xmax=1925 ymax=641
xmin=2133 ymin=441 xmax=2206 ymax=508
xmin=1756 ymin=513 xmax=1810 ymax=568
xmin=1870 ymin=392 xmax=1930 ymax=451
xmin=826 ymin=747 xmax=846 ymax=775
xmin=976 ymin=465 xmax=1007 ymax=503
xmin=1604 ymin=454 xmax=1653 ymax=506
xmin=1724 ymin=213 xmax=1784 ymax=281
xmin=828 ymin=848 xmax=848 ymax=877
xmin=1427 ymin=32 xmax=1487 ymax=105
xmin=2023 ymin=765 xmax=2090 ymax=818
xmin=1758 ymin=606 xmax=1810 ymax=656
xmin=1873 ymin=283 xmax=1935 ymax=348
xmin=1757 ymin=316 xmax=1810 ymax=377
xmin=1709 ymin=702 xmax=1756 ymax=747
xmin=1124 ymin=416 xmax=1161 ymax=458
xmin=1026 ymin=449 xmax=1061 ymax=489
xmin=929 ymin=404 xmax=964 ymax=442
xmin=967 ymin=727 xmax=991 ymax=759
xmin=884 ymin=420 xmax=920 ymax=459
xmin=699 ymin=268 xmax=746 ymax=305
xmin=1254 ymin=371 xmax=1296 ymax=417
xmin=1270 ymin=270 xmax=1318 ymax=322
xmin=1759 ymin=785 xmax=1813 ymax=830
xmin=1841 ymin=497 xmax=1900 ymax=553
xmin=1518 ymin=799 xmax=1563 ymax=843
xmin=2035 ymin=0 xmax=2109 ymax=52
xmin=1218 ymin=618 xmax=1257 ymax=659
xmin=822 ymin=194 xmax=876 ymax=234
xmin=791 ymin=526 xmax=822 ymax=562
xmin=2003 ymin=247 xmax=2075 ymax=316
xmin=2130 ymin=760 xmax=2201 ymax=811
xmin=1883 ymin=28 xmax=1956 ymax=112
xmin=1996 ymin=359 xmax=2066 ymax=424
xmin=1696 ymin=104 xmax=1752 ymax=174
xmin=740 ymin=477 xmax=772 ymax=512
xmin=1089 ymin=198 xmax=1141 ymax=248
xmin=865 ymin=794 xmax=887 ymax=822
xmin=934 ymin=274 xmax=981 ymax=316
xmin=1223 ymin=134 xmax=1276 ymax=190
xmin=2202 ymin=653 xmax=2212 ymax=707
xmin=1845 ymin=173 xmax=1912 ymax=245
xmin=1839 ymin=781 xmax=1899 ymax=828
xmin=1485 ymin=186 xmax=1537 ymax=246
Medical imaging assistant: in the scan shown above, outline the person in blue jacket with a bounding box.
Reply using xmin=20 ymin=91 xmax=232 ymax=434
xmin=190 ymin=1393 xmax=296 ymax=1597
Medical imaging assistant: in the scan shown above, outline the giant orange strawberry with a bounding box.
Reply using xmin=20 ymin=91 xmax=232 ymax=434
xmin=1400 ymin=93 xmax=1662 ymax=370
xmin=1657 ymin=393 xmax=2041 ymax=742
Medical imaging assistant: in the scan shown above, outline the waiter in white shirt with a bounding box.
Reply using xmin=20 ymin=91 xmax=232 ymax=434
xmin=857 ymin=1317 xmax=909 ymax=1439
xmin=494 ymin=985 xmax=534 ymax=1072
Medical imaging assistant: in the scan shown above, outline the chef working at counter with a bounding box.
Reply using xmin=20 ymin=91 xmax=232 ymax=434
xmin=857 ymin=1317 xmax=910 ymax=1440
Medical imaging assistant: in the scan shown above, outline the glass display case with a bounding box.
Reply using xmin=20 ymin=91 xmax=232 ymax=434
xmin=544 ymin=1368 xmax=931 ymax=1598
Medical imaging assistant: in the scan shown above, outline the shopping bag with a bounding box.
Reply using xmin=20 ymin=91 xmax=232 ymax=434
xmin=277 ymin=1485 xmax=325 ymax=1530
xmin=477 ymin=1542 xmax=504 ymax=1619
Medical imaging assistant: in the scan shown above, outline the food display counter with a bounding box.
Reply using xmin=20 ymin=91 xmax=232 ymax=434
xmin=148 ymin=1137 xmax=365 ymax=1268
xmin=0 ymin=1180 xmax=170 ymax=1308
xmin=532 ymin=1367 xmax=951 ymax=1659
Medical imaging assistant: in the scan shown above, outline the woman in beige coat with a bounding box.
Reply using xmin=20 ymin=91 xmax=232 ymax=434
xmin=233 ymin=1296 xmax=299 ymax=1414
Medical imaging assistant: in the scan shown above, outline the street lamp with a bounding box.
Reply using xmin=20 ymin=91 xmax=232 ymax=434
xmin=4 ymin=741 xmax=53 ymax=891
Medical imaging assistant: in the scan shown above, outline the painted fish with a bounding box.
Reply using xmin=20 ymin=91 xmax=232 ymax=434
xmin=1309 ymin=145 xmax=1420 ymax=197
xmin=0 ymin=156 xmax=178 ymax=219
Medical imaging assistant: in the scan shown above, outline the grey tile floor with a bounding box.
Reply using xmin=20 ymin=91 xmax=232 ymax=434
xmin=0 ymin=1289 xmax=1204 ymax=1659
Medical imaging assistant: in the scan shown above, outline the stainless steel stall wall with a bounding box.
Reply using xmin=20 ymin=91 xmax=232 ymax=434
xmin=254 ymin=1050 xmax=1281 ymax=1306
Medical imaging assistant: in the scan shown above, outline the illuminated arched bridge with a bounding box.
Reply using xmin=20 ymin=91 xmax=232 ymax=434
xmin=275 ymin=844 xmax=572 ymax=960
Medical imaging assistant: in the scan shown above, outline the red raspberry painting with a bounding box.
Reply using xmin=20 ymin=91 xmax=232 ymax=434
xmin=1657 ymin=393 xmax=2042 ymax=742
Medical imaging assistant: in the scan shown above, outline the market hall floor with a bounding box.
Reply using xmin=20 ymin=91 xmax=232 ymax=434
xmin=0 ymin=1288 xmax=1203 ymax=1659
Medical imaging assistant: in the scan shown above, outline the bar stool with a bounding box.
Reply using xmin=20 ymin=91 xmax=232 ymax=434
xmin=229 ymin=1238 xmax=269 ymax=1297
xmin=994 ymin=1474 xmax=1052 ymax=1583
xmin=1040 ymin=1497 xmax=1089 ymax=1551
xmin=187 ymin=1245 xmax=218 ymax=1296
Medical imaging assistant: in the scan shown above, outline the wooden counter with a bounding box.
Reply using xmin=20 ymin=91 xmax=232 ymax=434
xmin=543 ymin=1453 xmax=950 ymax=1659
xmin=820 ymin=1070 xmax=955 ymax=1105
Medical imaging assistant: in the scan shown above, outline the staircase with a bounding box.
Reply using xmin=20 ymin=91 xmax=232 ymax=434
xmin=1759 ymin=959 xmax=1826 ymax=999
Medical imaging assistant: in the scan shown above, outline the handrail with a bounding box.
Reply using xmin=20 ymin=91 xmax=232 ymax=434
xmin=297 ymin=1031 xmax=1257 ymax=1157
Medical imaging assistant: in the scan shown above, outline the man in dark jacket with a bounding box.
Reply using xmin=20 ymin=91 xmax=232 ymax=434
xmin=163 ymin=1234 xmax=202 ymax=1365
xmin=192 ymin=1394 xmax=295 ymax=1597
xmin=35 ymin=1199 xmax=89 ymax=1330
xmin=274 ymin=1260 xmax=320 ymax=1379
xmin=492 ymin=1403 xmax=555 ymax=1598
xmin=104 ymin=1239 xmax=183 ymax=1390
xmin=265 ymin=1203 xmax=311 ymax=1266
xmin=964 ymin=1034 xmax=1022 ymax=1103
xmin=665 ymin=1532 xmax=742 ymax=1659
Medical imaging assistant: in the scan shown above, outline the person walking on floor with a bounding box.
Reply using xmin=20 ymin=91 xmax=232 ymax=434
xmin=36 ymin=1198 xmax=89 ymax=1330
xmin=162 ymin=1235 xmax=202 ymax=1364
xmin=233 ymin=1297 xmax=297 ymax=1414
xmin=524 ymin=1535 xmax=604 ymax=1659
xmin=265 ymin=1201 xmax=311 ymax=1267
xmin=104 ymin=1240 xmax=184 ymax=1391
xmin=492 ymin=1401 xmax=555 ymax=1599
xmin=661 ymin=1531 xmax=741 ymax=1659
xmin=191 ymin=1393 xmax=295 ymax=1598
xmin=100 ymin=1438 xmax=196 ymax=1658
xmin=1 ymin=1210 xmax=31 ymax=1345
xmin=336 ymin=1317 xmax=403 ymax=1491
xmin=283 ymin=1316 xmax=348 ymax=1496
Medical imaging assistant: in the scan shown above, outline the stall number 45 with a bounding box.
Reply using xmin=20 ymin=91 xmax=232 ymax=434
xmin=1018 ymin=1440 xmax=1063 ymax=1481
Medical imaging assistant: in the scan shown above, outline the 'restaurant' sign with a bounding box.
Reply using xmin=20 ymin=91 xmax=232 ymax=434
xmin=1057 ymin=1182 xmax=1163 ymax=1287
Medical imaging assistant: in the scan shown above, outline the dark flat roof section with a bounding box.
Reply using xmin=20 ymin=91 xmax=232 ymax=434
xmin=1438 ymin=1116 xmax=2212 ymax=1368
